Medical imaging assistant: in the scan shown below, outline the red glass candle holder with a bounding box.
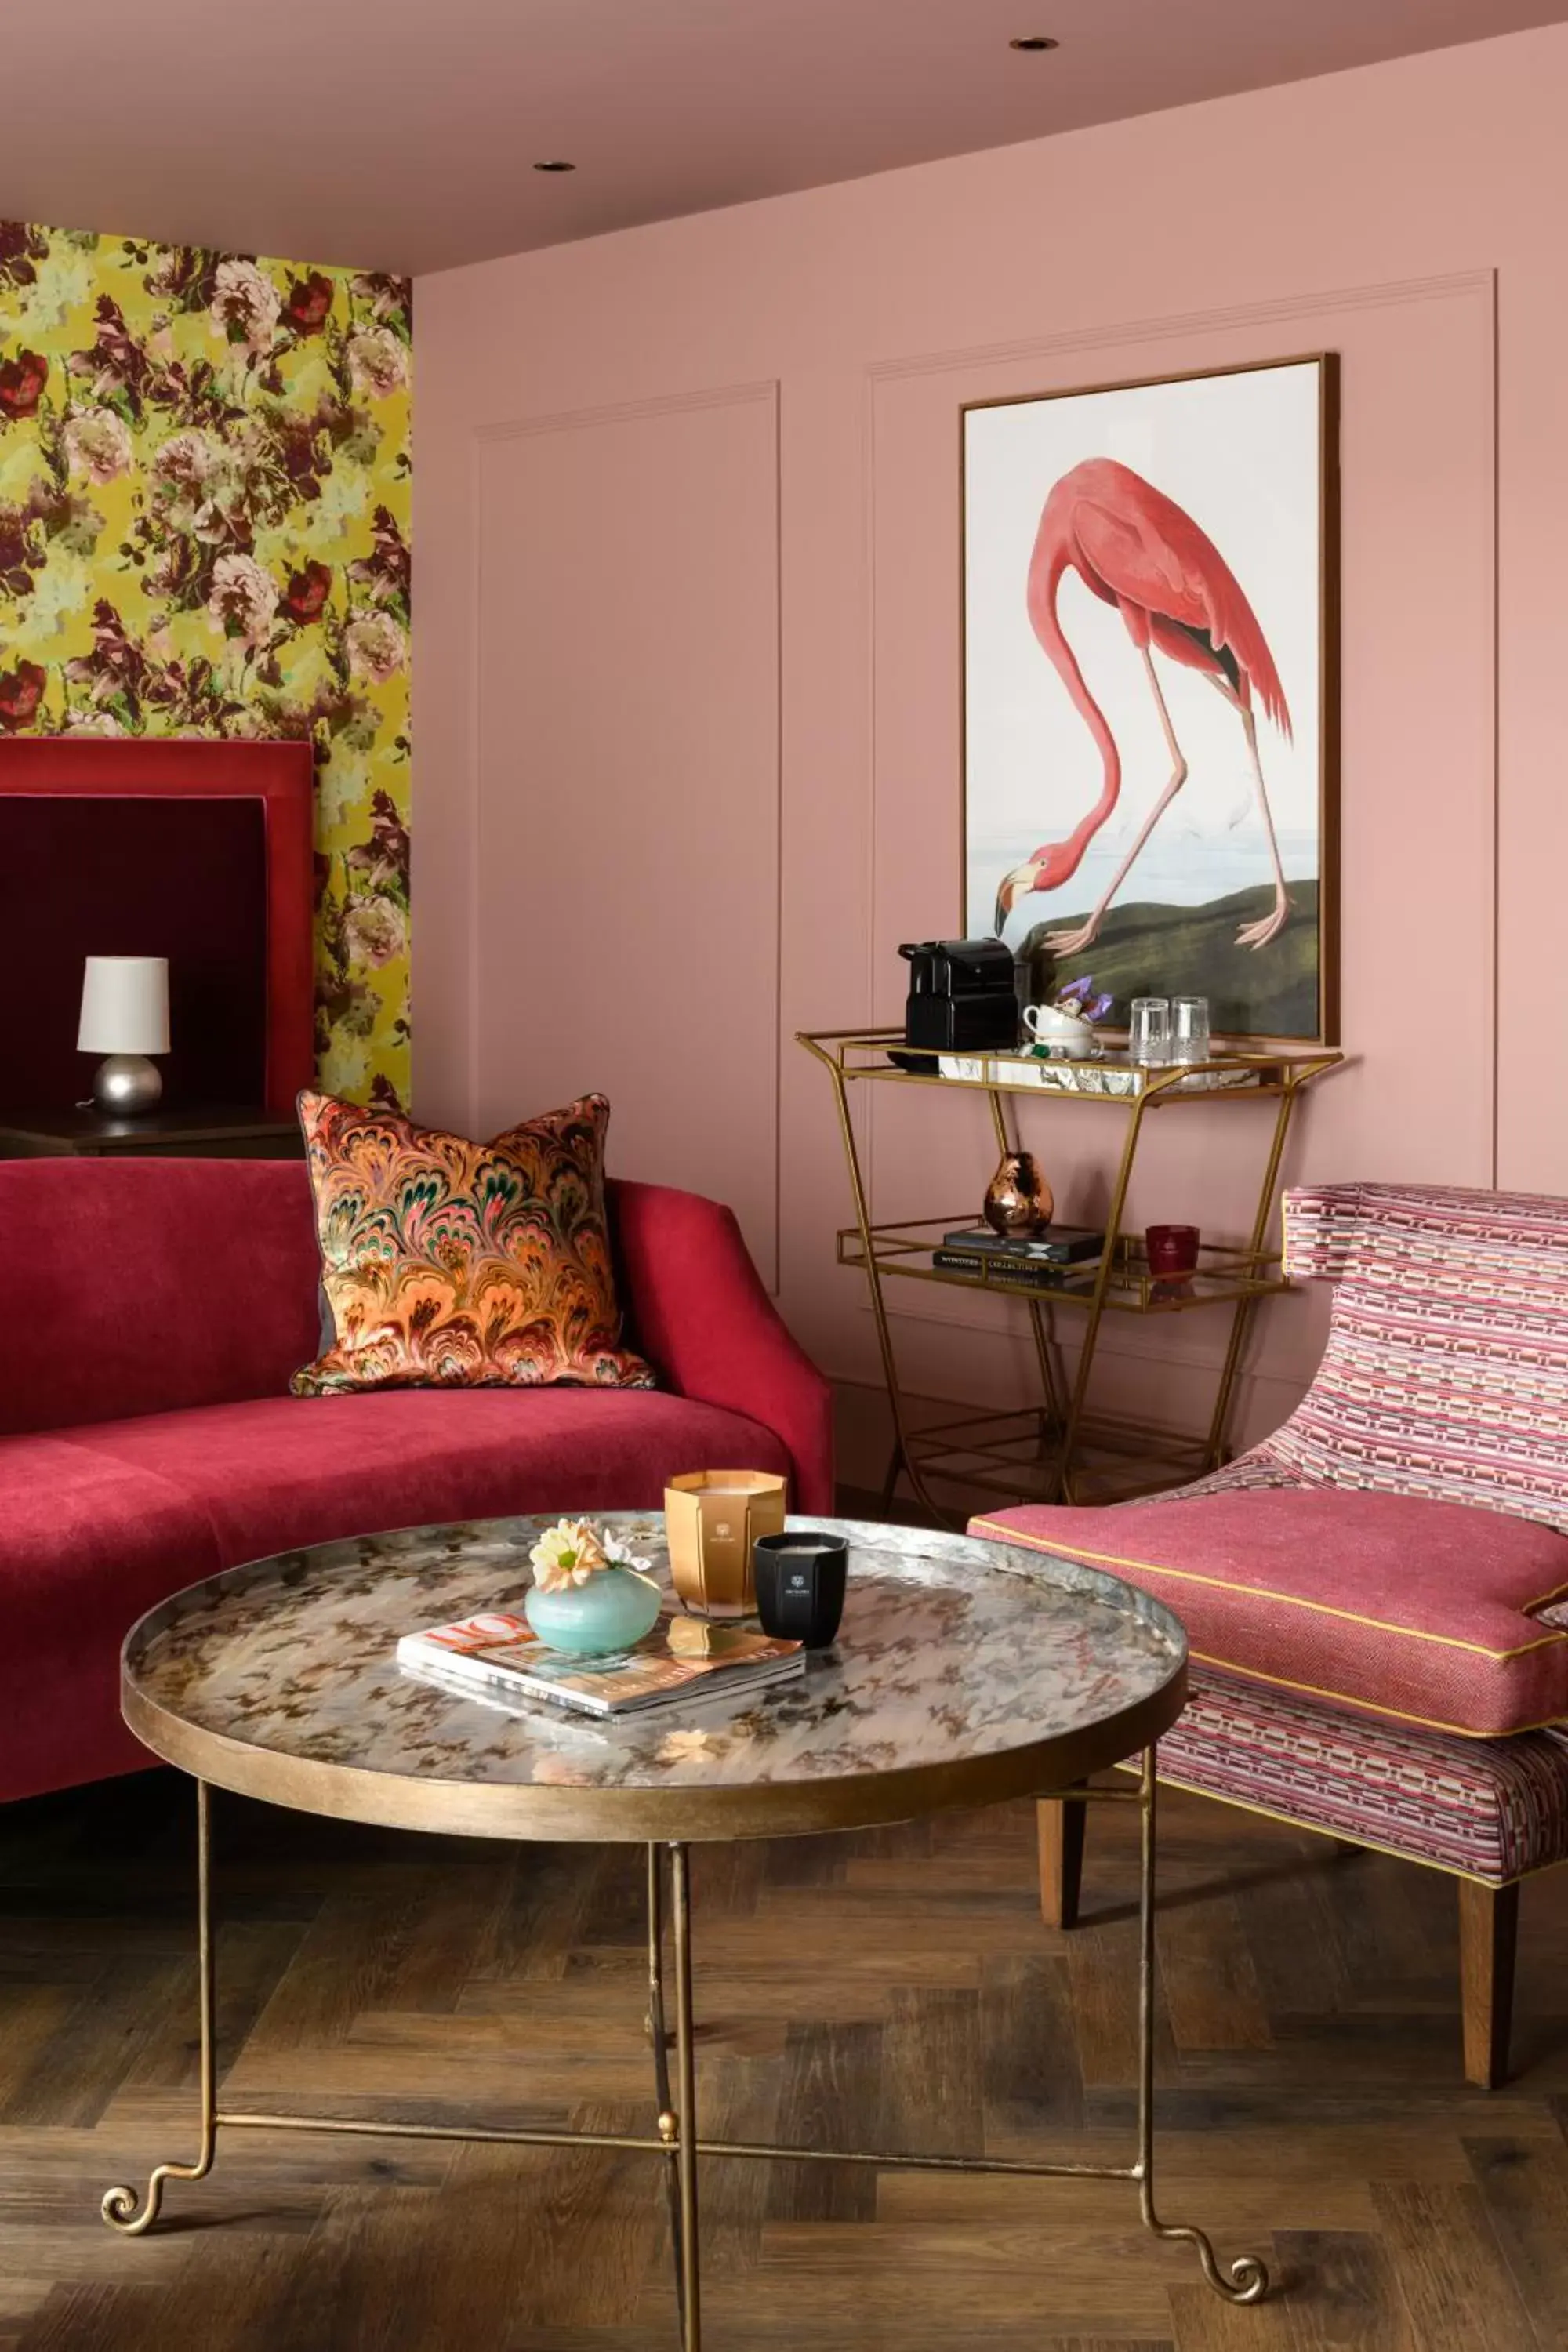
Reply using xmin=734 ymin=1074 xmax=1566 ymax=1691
xmin=1145 ymin=1223 xmax=1200 ymax=1277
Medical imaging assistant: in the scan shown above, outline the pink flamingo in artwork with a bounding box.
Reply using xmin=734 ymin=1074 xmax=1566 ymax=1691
xmin=993 ymin=457 xmax=1294 ymax=956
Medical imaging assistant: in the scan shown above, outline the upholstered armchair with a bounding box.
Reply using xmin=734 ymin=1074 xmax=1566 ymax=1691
xmin=974 ymin=1182 xmax=1568 ymax=2088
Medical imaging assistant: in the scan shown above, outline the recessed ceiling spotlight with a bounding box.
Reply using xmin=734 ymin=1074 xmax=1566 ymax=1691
xmin=533 ymin=159 xmax=576 ymax=173
xmin=1009 ymin=34 xmax=1059 ymax=50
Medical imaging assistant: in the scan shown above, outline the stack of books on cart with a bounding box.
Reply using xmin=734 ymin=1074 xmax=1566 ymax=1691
xmin=931 ymin=1226 xmax=1104 ymax=1292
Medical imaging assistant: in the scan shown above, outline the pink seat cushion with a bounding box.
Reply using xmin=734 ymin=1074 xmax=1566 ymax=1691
xmin=970 ymin=1490 xmax=1568 ymax=1738
xmin=0 ymin=1436 xmax=222 ymax=1802
xmin=64 ymin=1388 xmax=794 ymax=1570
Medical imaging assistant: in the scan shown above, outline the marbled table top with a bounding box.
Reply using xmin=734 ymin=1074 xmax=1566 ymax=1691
xmin=122 ymin=1515 xmax=1186 ymax=1840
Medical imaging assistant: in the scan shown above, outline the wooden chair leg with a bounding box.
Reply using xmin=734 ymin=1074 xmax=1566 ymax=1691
xmin=1458 ymin=1878 xmax=1519 ymax=2089
xmin=1036 ymin=1791 xmax=1087 ymax=1929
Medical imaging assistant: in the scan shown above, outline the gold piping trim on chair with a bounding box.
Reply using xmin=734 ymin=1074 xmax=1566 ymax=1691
xmin=1182 ymin=1649 xmax=1568 ymax=1740
xmin=971 ymin=1518 xmax=1568 ymax=1663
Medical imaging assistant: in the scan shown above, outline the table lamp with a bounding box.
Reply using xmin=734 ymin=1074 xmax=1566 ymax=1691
xmin=78 ymin=956 xmax=170 ymax=1115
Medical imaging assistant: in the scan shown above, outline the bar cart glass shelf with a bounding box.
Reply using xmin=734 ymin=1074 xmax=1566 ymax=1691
xmin=799 ymin=1029 xmax=1345 ymax=1523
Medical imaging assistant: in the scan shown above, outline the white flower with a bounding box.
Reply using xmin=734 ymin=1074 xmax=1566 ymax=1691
xmin=62 ymin=405 xmax=132 ymax=485
xmin=347 ymin=327 xmax=408 ymax=398
xmin=20 ymin=564 xmax=88 ymax=637
xmin=316 ymin=753 xmax=368 ymax=831
xmin=25 ymin=250 xmax=93 ymax=332
xmin=344 ymin=608 xmax=407 ymax=684
xmin=153 ymin=428 xmax=218 ymax=490
xmin=207 ymin=552 xmax=278 ymax=649
xmin=601 ymin=1530 xmax=652 ymax=1574
xmin=340 ymin=891 xmax=408 ymax=971
xmin=210 ymin=258 xmax=281 ymax=354
xmin=301 ymin=468 xmax=369 ymax=548
xmin=530 ymin=1519 xmax=608 ymax=1594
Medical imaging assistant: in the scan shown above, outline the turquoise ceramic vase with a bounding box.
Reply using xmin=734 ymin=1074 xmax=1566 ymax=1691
xmin=524 ymin=1566 xmax=662 ymax=1657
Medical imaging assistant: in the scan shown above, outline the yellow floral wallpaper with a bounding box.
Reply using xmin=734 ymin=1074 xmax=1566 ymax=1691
xmin=0 ymin=221 xmax=411 ymax=1106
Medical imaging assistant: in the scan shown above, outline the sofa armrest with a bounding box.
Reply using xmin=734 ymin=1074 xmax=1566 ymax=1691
xmin=608 ymin=1178 xmax=835 ymax=1513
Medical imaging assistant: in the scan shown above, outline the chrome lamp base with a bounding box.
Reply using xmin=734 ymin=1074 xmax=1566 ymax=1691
xmin=91 ymin=1054 xmax=163 ymax=1116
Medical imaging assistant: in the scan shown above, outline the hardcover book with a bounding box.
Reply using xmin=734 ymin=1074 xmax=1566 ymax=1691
xmin=396 ymin=1606 xmax=804 ymax=1720
xmin=932 ymin=1248 xmax=1094 ymax=1294
xmin=942 ymin=1225 xmax=1104 ymax=1262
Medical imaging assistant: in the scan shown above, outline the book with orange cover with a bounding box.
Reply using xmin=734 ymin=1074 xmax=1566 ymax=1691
xmin=396 ymin=1605 xmax=804 ymax=1719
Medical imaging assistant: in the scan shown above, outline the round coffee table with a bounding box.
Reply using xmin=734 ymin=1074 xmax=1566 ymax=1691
xmin=102 ymin=1512 xmax=1268 ymax=2335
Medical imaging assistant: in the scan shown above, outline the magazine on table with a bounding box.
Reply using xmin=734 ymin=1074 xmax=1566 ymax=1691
xmin=396 ymin=1602 xmax=804 ymax=1720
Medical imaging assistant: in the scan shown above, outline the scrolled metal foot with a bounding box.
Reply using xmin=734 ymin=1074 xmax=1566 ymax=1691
xmin=102 ymin=1782 xmax=218 ymax=2239
xmin=1140 ymin=2194 xmax=1269 ymax=2303
xmin=101 ymin=2151 xmax=213 ymax=2238
xmin=1132 ymin=1754 xmax=1269 ymax=2307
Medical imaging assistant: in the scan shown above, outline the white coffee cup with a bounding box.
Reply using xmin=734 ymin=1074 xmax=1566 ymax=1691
xmin=1023 ymin=1003 xmax=1097 ymax=1058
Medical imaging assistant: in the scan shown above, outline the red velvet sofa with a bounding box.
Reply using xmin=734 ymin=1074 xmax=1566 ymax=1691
xmin=0 ymin=1157 xmax=833 ymax=1806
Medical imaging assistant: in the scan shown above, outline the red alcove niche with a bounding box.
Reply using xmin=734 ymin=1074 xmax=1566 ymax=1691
xmin=0 ymin=739 xmax=314 ymax=1116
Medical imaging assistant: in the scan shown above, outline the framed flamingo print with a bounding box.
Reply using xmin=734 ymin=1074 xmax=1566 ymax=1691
xmin=962 ymin=354 xmax=1338 ymax=1044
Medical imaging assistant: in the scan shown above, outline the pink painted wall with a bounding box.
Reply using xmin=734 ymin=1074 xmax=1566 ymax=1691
xmin=412 ymin=24 xmax=1568 ymax=1485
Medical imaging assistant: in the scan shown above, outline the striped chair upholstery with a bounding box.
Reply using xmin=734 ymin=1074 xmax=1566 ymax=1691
xmin=1189 ymin=1181 xmax=1568 ymax=1526
xmin=973 ymin=1183 xmax=1568 ymax=2082
xmin=1153 ymin=1664 xmax=1568 ymax=1883
xmin=1148 ymin=1183 xmax=1568 ymax=1882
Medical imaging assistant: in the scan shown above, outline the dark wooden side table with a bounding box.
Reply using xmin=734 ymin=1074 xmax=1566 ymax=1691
xmin=0 ymin=1109 xmax=303 ymax=1160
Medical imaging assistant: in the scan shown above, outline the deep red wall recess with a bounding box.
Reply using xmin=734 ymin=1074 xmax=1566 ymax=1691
xmin=0 ymin=738 xmax=314 ymax=1116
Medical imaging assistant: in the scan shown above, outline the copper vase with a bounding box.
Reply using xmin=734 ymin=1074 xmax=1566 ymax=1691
xmin=983 ymin=1149 xmax=1054 ymax=1236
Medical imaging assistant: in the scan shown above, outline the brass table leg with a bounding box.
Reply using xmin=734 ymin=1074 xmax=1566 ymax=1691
xmin=670 ymin=1842 xmax=702 ymax=2351
xmin=1134 ymin=1748 xmax=1268 ymax=2303
xmin=648 ymin=1845 xmax=686 ymax=2328
xmin=100 ymin=1774 xmax=1265 ymax=2326
xmin=101 ymin=1779 xmax=218 ymax=2235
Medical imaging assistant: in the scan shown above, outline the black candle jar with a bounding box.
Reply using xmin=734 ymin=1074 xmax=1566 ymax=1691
xmin=751 ymin=1530 xmax=848 ymax=1649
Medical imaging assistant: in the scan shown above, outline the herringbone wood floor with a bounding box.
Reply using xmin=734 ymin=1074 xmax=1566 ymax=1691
xmin=2 ymin=1767 xmax=1566 ymax=2350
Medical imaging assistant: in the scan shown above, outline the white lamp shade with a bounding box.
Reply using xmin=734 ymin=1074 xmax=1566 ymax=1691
xmin=78 ymin=956 xmax=170 ymax=1055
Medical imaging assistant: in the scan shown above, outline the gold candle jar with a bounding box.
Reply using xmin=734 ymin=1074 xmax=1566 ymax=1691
xmin=663 ymin=1470 xmax=787 ymax=1618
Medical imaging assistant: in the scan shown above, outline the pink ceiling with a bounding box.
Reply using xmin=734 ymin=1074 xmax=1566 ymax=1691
xmin=2 ymin=0 xmax=1563 ymax=277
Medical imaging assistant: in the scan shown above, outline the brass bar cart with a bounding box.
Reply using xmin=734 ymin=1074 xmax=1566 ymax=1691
xmin=799 ymin=1029 xmax=1343 ymax=1523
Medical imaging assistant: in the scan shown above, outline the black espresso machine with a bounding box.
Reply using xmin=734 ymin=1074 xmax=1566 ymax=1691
xmin=898 ymin=937 xmax=1018 ymax=1054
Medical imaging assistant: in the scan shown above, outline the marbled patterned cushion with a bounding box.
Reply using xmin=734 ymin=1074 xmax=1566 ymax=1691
xmin=292 ymin=1092 xmax=654 ymax=1395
